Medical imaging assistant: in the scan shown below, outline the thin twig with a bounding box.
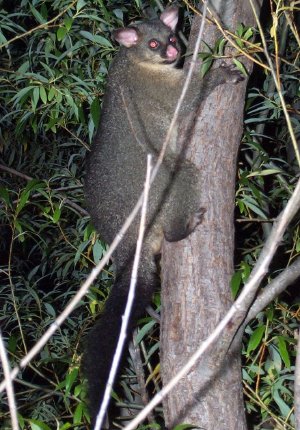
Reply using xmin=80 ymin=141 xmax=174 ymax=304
xmin=0 ymin=1 xmax=77 ymax=50
xmin=244 ymin=256 xmax=300 ymax=326
xmin=182 ymin=0 xmax=271 ymax=71
xmin=243 ymin=380 xmax=293 ymax=430
xmin=94 ymin=155 xmax=152 ymax=430
xmin=0 ymin=331 xmax=19 ymax=430
xmin=295 ymin=329 xmax=300 ymax=429
xmin=0 ymin=163 xmax=32 ymax=181
xmin=61 ymin=124 xmax=90 ymax=151
xmin=0 ymin=163 xmax=88 ymax=216
xmin=248 ymin=0 xmax=300 ymax=166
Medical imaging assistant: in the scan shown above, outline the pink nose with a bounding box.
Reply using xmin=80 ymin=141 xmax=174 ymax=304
xmin=166 ymin=44 xmax=178 ymax=60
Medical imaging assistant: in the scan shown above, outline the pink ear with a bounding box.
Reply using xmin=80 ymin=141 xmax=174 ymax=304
xmin=160 ymin=7 xmax=179 ymax=31
xmin=113 ymin=27 xmax=139 ymax=48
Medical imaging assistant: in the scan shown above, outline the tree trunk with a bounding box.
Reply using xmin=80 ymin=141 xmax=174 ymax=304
xmin=160 ymin=1 xmax=262 ymax=428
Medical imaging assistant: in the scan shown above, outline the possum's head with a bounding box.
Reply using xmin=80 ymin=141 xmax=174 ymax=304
xmin=112 ymin=7 xmax=181 ymax=67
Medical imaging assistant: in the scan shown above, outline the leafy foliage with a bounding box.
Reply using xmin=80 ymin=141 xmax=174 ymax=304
xmin=233 ymin=4 xmax=300 ymax=428
xmin=0 ymin=0 xmax=299 ymax=429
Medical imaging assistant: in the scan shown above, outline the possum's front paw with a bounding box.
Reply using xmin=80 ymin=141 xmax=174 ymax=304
xmin=186 ymin=207 xmax=206 ymax=236
xmin=220 ymin=61 xmax=245 ymax=84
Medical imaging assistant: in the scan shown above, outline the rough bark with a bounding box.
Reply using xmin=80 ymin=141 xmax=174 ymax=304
xmin=160 ymin=1 xmax=262 ymax=428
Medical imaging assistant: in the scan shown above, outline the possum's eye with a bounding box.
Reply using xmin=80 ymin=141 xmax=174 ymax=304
xmin=169 ymin=36 xmax=177 ymax=44
xmin=149 ymin=39 xmax=160 ymax=49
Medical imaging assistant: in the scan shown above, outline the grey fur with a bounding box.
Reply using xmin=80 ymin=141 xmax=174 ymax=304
xmin=83 ymin=7 xmax=242 ymax=425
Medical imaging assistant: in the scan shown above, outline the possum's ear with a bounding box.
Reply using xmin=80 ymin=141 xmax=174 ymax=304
xmin=160 ymin=6 xmax=179 ymax=31
xmin=112 ymin=27 xmax=140 ymax=47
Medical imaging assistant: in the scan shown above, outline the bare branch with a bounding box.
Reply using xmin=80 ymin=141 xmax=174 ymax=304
xmin=245 ymin=256 xmax=300 ymax=325
xmin=0 ymin=331 xmax=19 ymax=430
xmin=0 ymin=163 xmax=88 ymax=216
xmin=0 ymin=163 xmax=32 ymax=181
xmin=94 ymin=155 xmax=152 ymax=430
xmin=295 ymin=329 xmax=300 ymax=429
xmin=122 ymin=168 xmax=300 ymax=430
xmin=231 ymin=256 xmax=300 ymax=349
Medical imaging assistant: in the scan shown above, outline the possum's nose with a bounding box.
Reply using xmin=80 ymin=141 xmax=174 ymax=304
xmin=166 ymin=44 xmax=178 ymax=60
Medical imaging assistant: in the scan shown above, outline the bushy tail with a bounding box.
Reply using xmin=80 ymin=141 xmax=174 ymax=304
xmin=83 ymin=268 xmax=158 ymax=426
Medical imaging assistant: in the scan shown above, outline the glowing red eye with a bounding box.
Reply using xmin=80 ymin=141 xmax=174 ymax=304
xmin=169 ymin=36 xmax=176 ymax=44
xmin=149 ymin=39 xmax=159 ymax=49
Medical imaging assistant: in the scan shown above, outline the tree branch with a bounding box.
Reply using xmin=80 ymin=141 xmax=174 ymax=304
xmin=245 ymin=256 xmax=300 ymax=325
xmin=295 ymin=329 xmax=300 ymax=428
xmin=0 ymin=162 xmax=88 ymax=216
xmin=122 ymin=171 xmax=300 ymax=430
xmin=0 ymin=331 xmax=19 ymax=430
xmin=94 ymin=155 xmax=152 ymax=430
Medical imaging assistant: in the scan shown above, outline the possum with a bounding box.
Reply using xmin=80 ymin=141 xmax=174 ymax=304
xmin=83 ymin=6 xmax=242 ymax=425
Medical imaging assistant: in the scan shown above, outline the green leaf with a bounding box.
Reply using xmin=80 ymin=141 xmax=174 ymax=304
xmin=242 ymin=199 xmax=268 ymax=219
xmin=64 ymin=17 xmax=73 ymax=31
xmin=11 ymin=86 xmax=35 ymax=105
xmin=16 ymin=191 xmax=30 ymax=216
xmin=0 ymin=31 xmax=8 ymax=45
xmin=200 ymin=57 xmax=213 ymax=78
xmin=73 ymin=403 xmax=83 ymax=424
xmin=30 ymin=6 xmax=46 ymax=24
xmin=52 ymin=206 xmax=61 ymax=223
xmin=17 ymin=413 xmax=25 ymax=429
xmin=15 ymin=180 xmax=45 ymax=216
xmin=44 ymin=303 xmax=56 ymax=317
xmin=40 ymin=4 xmax=48 ymax=20
xmin=55 ymin=90 xmax=63 ymax=103
xmin=65 ymin=368 xmax=79 ymax=396
xmin=57 ymin=27 xmax=68 ymax=41
xmin=90 ymin=97 xmax=100 ymax=127
xmin=74 ymin=241 xmax=89 ymax=265
xmin=28 ymin=419 xmax=51 ymax=430
xmin=79 ymin=30 xmax=112 ymax=47
xmin=17 ymin=61 xmax=30 ymax=74
xmin=59 ymin=424 xmax=72 ymax=430
xmin=77 ymin=0 xmax=86 ymax=12
xmin=39 ymin=86 xmax=47 ymax=104
xmin=92 ymin=239 xmax=104 ymax=263
xmin=7 ymin=335 xmax=17 ymax=353
xmin=243 ymin=27 xmax=254 ymax=40
xmin=266 ymin=306 xmax=274 ymax=322
xmin=48 ymin=87 xmax=56 ymax=101
xmin=230 ymin=271 xmax=242 ymax=298
xmin=236 ymin=23 xmax=244 ymax=37
xmin=136 ymin=320 xmax=156 ymax=343
xmin=232 ymin=59 xmax=248 ymax=77
xmin=217 ymin=38 xmax=227 ymax=56
xmin=14 ymin=219 xmax=24 ymax=240
xmin=24 ymin=71 xmax=49 ymax=83
xmin=88 ymin=117 xmax=95 ymax=143
xmin=240 ymin=261 xmax=251 ymax=281
xmin=277 ymin=336 xmax=291 ymax=368
xmin=32 ymin=86 xmax=40 ymax=111
xmin=247 ymin=168 xmax=282 ymax=177
xmin=173 ymin=425 xmax=200 ymax=430
xmin=0 ymin=186 xmax=10 ymax=206
xmin=74 ymin=383 xmax=83 ymax=397
xmin=247 ymin=325 xmax=265 ymax=354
